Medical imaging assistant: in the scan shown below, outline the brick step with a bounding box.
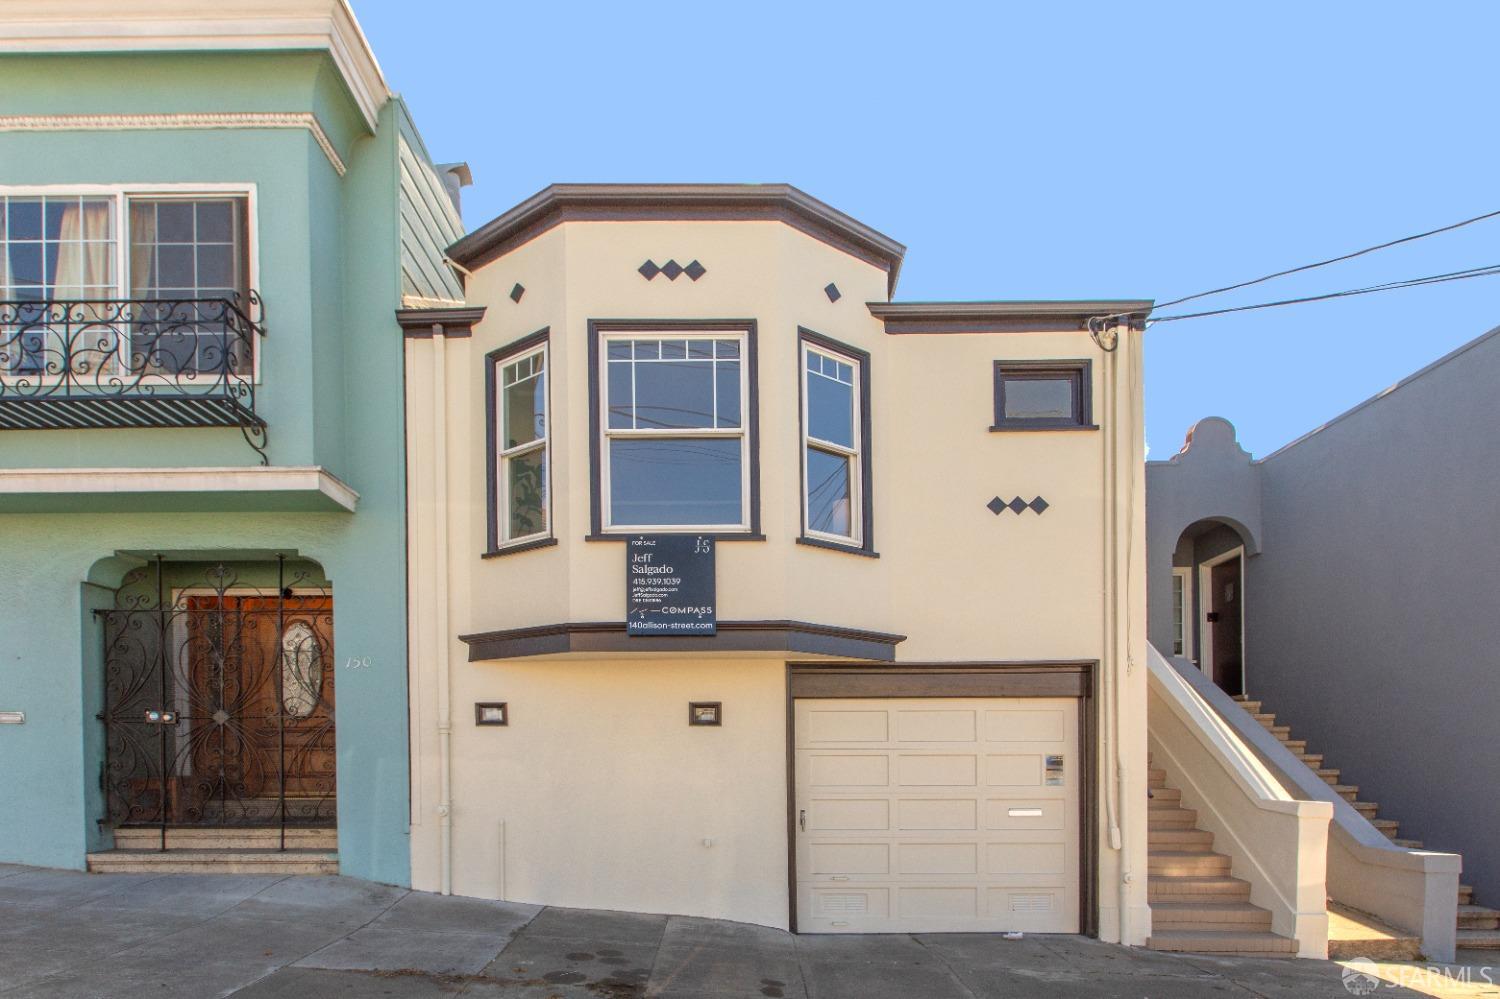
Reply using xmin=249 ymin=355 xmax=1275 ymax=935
xmin=87 ymin=849 xmax=338 ymax=875
xmin=1316 ymin=768 xmax=1342 ymax=785
xmin=1460 ymin=885 xmax=1474 ymax=905
xmin=1371 ymin=819 xmax=1400 ymax=838
xmin=1330 ymin=785 xmax=1360 ymax=803
xmin=1149 ymin=828 xmax=1214 ymax=848
xmin=1150 ymin=901 xmax=1273 ymax=931
xmin=1148 ymin=875 xmax=1251 ymax=903
xmin=1267 ymin=725 xmax=1292 ymax=739
xmin=1147 ymin=808 xmax=1198 ymax=827
xmin=111 ymin=827 xmax=337 ymax=851
xmin=1232 ymin=697 xmax=1261 ymax=713
xmin=1459 ymin=905 xmax=1500 ymax=931
xmin=1281 ymin=738 xmax=1308 ymax=754
xmin=1251 ymin=711 xmax=1276 ymax=724
xmin=1146 ymin=930 xmax=1296 ymax=956
xmin=1149 ymin=851 xmax=1231 ymax=876
xmin=1352 ymin=802 xmax=1380 ymax=819
xmin=1458 ymin=930 xmax=1500 ymax=950
xmin=1300 ymin=753 xmax=1325 ymax=768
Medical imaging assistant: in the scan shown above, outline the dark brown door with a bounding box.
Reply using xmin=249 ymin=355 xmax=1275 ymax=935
xmin=1209 ymin=558 xmax=1243 ymax=696
xmin=182 ymin=595 xmax=336 ymax=823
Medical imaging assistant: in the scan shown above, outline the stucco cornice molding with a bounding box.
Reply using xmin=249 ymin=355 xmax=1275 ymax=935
xmin=868 ymin=300 xmax=1154 ymax=334
xmin=0 ymin=0 xmax=387 ymax=131
xmin=447 ymin=184 xmax=908 ymax=294
xmin=0 ymin=465 xmax=359 ymax=512
xmin=0 ymin=111 xmax=347 ymax=176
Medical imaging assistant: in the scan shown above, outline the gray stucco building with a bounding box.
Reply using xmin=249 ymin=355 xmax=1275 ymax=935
xmin=1146 ymin=323 xmax=1500 ymax=909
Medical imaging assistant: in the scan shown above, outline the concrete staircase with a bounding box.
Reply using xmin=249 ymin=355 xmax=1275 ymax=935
xmin=1146 ymin=765 xmax=1297 ymax=956
xmin=1231 ymin=696 xmax=1500 ymax=952
xmin=87 ymin=826 xmax=338 ymax=875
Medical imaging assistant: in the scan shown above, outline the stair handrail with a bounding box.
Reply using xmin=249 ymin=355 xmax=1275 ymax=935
xmin=1156 ymin=647 xmax=1461 ymax=963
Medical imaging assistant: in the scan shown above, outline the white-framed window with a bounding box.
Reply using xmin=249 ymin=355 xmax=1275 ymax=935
xmin=801 ymin=338 xmax=865 ymax=547
xmin=1171 ymin=566 xmax=1192 ymax=657
xmin=0 ymin=184 xmax=255 ymax=378
xmin=492 ymin=340 xmax=550 ymax=547
xmin=600 ymin=330 xmax=749 ymax=531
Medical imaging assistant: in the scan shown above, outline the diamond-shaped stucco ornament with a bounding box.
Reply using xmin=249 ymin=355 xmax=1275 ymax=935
xmin=987 ymin=496 xmax=1006 ymax=515
xmin=1007 ymin=497 xmax=1028 ymax=514
xmin=638 ymin=260 xmax=660 ymax=280
xmin=1029 ymin=496 xmax=1049 ymax=514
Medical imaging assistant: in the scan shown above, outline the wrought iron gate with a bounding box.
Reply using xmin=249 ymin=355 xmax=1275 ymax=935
xmin=98 ymin=557 xmax=335 ymax=846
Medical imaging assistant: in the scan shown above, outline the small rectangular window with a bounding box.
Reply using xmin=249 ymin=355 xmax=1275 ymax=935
xmin=799 ymin=330 xmax=873 ymax=554
xmin=992 ymin=360 xmax=1093 ymax=431
xmin=488 ymin=333 xmax=551 ymax=551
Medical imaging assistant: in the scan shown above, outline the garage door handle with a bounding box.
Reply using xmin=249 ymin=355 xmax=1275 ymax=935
xmin=799 ymin=809 xmax=806 ymax=832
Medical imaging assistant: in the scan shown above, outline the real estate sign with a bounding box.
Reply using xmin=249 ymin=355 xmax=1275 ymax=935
xmin=626 ymin=535 xmax=716 ymax=635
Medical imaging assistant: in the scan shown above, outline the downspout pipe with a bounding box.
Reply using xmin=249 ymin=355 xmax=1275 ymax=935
xmin=432 ymin=327 xmax=454 ymax=895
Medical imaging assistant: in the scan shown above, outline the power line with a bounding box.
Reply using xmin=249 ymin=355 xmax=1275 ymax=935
xmin=1154 ymin=206 xmax=1500 ymax=311
xmin=1149 ymin=262 xmax=1500 ymax=324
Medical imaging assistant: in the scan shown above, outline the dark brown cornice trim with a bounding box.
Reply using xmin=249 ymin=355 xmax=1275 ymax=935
xmin=459 ymin=620 xmax=907 ymax=662
xmin=868 ymin=300 xmax=1153 ymax=334
xmin=446 ymin=184 xmax=908 ymax=294
xmin=396 ymin=306 xmax=487 ymax=338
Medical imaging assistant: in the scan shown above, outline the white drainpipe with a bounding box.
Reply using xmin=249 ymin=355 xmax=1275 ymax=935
xmin=432 ymin=329 xmax=454 ymax=896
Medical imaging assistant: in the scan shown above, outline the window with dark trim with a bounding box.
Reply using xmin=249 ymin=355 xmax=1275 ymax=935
xmin=587 ymin=320 xmax=762 ymax=540
xmin=798 ymin=328 xmax=875 ymax=557
xmin=485 ymin=329 xmax=554 ymax=556
xmin=991 ymin=359 xmax=1095 ymax=431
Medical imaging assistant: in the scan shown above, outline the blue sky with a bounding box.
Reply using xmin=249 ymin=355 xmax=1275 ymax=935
xmin=356 ymin=2 xmax=1499 ymax=458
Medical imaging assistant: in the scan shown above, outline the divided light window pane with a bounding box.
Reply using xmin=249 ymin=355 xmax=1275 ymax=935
xmin=806 ymin=350 xmax=854 ymax=448
xmin=605 ymin=337 xmax=741 ymax=430
xmin=498 ymin=346 xmax=549 ymax=543
xmin=502 ymin=351 xmax=545 ymax=449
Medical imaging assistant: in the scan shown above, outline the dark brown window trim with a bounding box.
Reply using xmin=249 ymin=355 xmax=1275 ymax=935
xmin=989 ymin=424 xmax=1101 ymax=433
xmin=783 ymin=660 xmax=1099 ymax=937
xmin=486 ymin=328 xmax=552 ymax=555
xmin=992 ymin=358 xmax=1093 ymax=432
xmin=482 ymin=537 xmax=559 ymax=559
xmin=587 ymin=319 xmax=761 ymax=539
xmin=459 ymin=619 xmax=905 ymax=662
xmin=797 ymin=327 xmax=876 ymax=557
xmin=794 ymin=536 xmax=879 ymax=559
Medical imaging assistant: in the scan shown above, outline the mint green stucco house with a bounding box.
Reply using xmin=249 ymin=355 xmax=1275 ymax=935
xmin=0 ymin=0 xmax=468 ymax=885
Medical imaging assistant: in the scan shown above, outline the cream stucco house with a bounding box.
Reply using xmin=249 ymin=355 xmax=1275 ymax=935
xmin=400 ymin=184 xmax=1155 ymax=944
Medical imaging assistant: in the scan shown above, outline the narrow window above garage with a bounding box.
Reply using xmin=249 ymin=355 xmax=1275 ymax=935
xmin=991 ymin=360 xmax=1094 ymax=431
xmin=799 ymin=331 xmax=873 ymax=554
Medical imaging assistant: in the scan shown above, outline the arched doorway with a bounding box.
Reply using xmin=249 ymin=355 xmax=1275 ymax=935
xmin=1170 ymin=518 xmax=1253 ymax=696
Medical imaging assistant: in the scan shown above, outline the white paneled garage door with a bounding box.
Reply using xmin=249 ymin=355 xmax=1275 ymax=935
xmin=794 ymin=697 xmax=1080 ymax=933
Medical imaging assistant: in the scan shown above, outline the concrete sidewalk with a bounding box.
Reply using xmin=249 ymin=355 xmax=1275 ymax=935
xmin=0 ymin=864 xmax=1431 ymax=998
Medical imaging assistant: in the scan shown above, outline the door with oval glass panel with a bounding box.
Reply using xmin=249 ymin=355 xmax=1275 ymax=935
xmin=181 ymin=594 xmax=335 ymax=824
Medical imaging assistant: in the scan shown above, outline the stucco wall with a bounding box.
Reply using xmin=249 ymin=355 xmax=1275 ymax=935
xmin=1249 ymin=327 xmax=1500 ymax=904
xmin=405 ymin=216 xmax=1150 ymax=940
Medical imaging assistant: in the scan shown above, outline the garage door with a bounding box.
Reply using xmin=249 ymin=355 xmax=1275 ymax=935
xmin=794 ymin=697 xmax=1079 ymax=933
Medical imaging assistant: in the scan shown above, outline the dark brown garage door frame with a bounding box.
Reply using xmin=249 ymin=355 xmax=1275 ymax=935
xmin=785 ymin=661 xmax=1099 ymax=936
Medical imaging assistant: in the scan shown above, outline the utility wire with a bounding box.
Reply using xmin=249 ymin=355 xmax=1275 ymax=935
xmin=1149 ymin=262 xmax=1500 ymax=323
xmin=1154 ymin=206 xmax=1500 ymax=311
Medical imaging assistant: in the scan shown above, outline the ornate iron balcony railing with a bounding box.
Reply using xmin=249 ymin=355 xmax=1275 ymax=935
xmin=0 ymin=293 xmax=268 ymax=462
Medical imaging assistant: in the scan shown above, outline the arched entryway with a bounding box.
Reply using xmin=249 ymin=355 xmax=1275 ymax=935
xmin=1169 ymin=518 xmax=1255 ymax=696
xmin=93 ymin=554 xmax=335 ymax=848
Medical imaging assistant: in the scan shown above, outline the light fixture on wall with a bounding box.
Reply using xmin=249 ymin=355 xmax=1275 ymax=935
xmin=688 ymin=702 xmax=722 ymax=727
xmin=475 ymin=702 xmax=509 ymax=726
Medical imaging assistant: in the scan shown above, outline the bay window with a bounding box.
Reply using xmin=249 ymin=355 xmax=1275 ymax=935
xmin=799 ymin=329 xmax=873 ymax=553
xmin=592 ymin=323 xmax=757 ymax=534
xmin=487 ymin=331 xmax=551 ymax=553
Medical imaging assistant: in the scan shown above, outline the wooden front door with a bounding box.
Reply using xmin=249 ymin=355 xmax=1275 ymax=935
xmin=1209 ymin=558 xmax=1243 ymax=696
xmin=181 ymin=595 xmax=336 ymax=823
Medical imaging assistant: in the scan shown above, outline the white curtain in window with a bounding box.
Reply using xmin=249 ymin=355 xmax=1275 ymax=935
xmin=53 ymin=200 xmax=116 ymax=371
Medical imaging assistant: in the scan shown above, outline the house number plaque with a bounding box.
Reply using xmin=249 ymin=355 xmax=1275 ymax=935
xmin=627 ymin=535 xmax=716 ymax=636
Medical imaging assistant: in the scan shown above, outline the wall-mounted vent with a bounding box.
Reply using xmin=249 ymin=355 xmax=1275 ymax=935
xmin=819 ymin=893 xmax=869 ymax=914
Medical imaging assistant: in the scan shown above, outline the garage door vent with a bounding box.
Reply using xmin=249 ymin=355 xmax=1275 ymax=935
xmin=1009 ymin=893 xmax=1053 ymax=913
xmin=821 ymin=894 xmax=869 ymax=914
